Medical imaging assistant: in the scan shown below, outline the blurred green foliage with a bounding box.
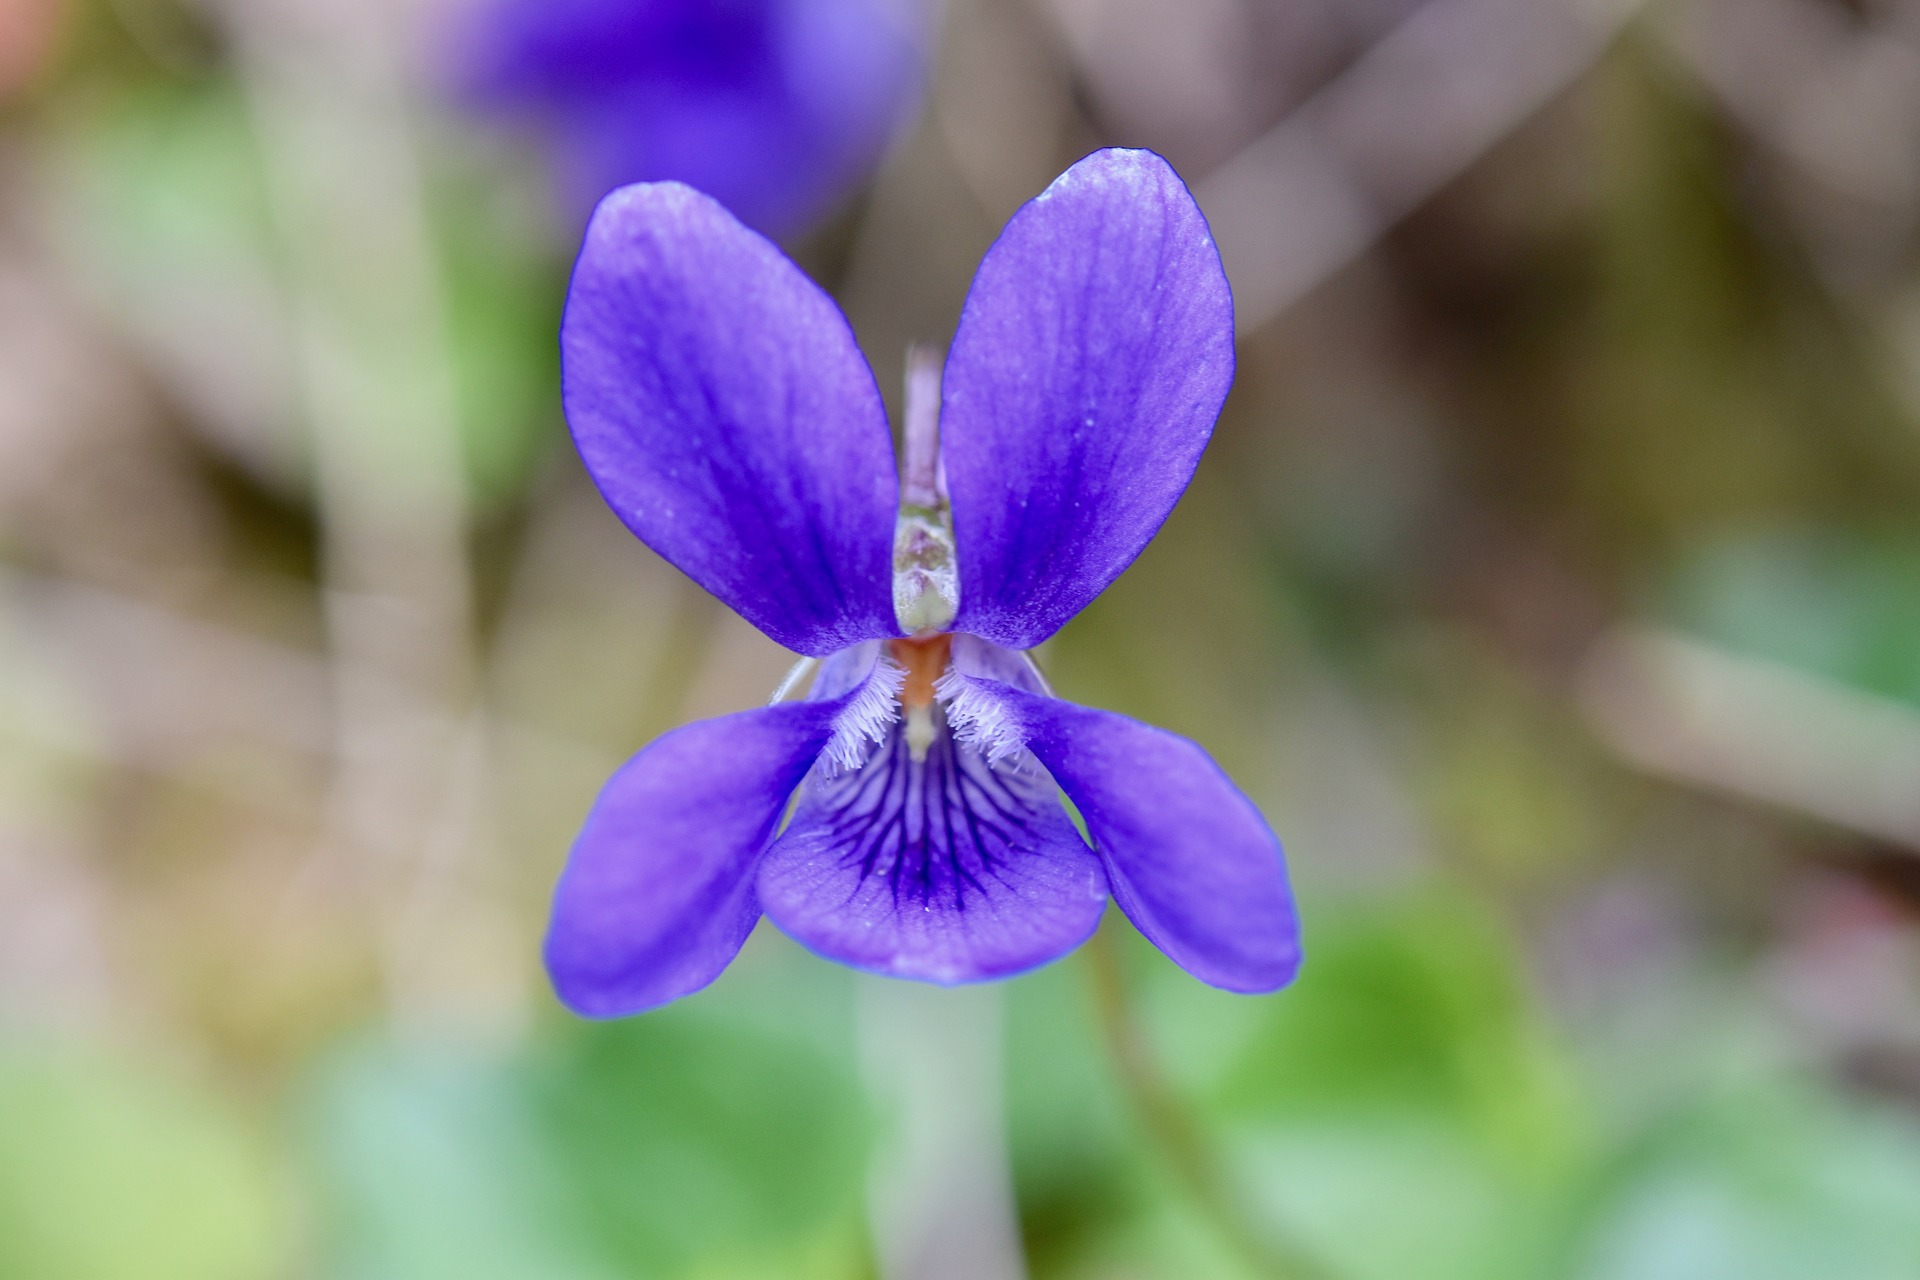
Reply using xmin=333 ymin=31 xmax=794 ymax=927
xmin=51 ymin=75 xmax=563 ymax=508
xmin=303 ymin=1004 xmax=870 ymax=1280
xmin=0 ymin=1045 xmax=287 ymax=1280
xmin=1666 ymin=530 xmax=1920 ymax=706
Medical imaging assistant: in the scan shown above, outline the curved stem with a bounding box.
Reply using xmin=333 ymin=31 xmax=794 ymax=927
xmin=1082 ymin=926 xmax=1333 ymax=1280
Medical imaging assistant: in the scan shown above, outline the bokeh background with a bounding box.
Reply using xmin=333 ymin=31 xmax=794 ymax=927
xmin=5 ymin=0 xmax=1920 ymax=1276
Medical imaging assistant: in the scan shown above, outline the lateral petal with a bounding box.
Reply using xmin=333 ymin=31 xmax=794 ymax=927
xmin=972 ymin=683 xmax=1301 ymax=992
xmin=563 ymin=182 xmax=901 ymax=655
xmin=942 ymin=149 xmax=1235 ymax=648
xmin=545 ymin=699 xmax=840 ymax=1018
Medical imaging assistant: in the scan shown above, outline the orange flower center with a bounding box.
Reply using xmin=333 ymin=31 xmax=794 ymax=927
xmin=888 ymin=633 xmax=952 ymax=710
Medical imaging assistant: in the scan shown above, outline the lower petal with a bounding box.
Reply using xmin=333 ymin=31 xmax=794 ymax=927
xmin=995 ymin=691 xmax=1301 ymax=993
xmin=546 ymin=700 xmax=840 ymax=1017
xmin=757 ymin=709 xmax=1108 ymax=984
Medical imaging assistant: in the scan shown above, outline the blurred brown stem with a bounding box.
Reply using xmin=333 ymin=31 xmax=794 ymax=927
xmin=1082 ymin=926 xmax=1332 ymax=1280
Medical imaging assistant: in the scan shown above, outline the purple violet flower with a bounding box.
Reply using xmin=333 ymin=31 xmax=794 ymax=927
xmin=453 ymin=0 xmax=924 ymax=236
xmin=549 ymin=147 xmax=1302 ymax=1016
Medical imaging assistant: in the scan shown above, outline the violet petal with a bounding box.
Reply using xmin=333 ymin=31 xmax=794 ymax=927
xmin=757 ymin=708 xmax=1108 ymax=983
xmin=563 ymin=182 xmax=901 ymax=655
xmin=981 ymin=683 xmax=1300 ymax=992
xmin=942 ymin=148 xmax=1236 ymax=649
xmin=545 ymin=698 xmax=842 ymax=1017
xmin=453 ymin=0 xmax=924 ymax=235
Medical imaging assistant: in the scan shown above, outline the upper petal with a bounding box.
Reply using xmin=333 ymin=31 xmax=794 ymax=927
xmin=563 ymin=182 xmax=901 ymax=655
xmin=941 ymin=149 xmax=1236 ymax=649
xmin=975 ymin=684 xmax=1300 ymax=992
xmin=546 ymin=698 xmax=841 ymax=1018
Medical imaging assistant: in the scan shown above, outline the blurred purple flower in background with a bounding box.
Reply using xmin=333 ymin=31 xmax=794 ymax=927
xmin=546 ymin=148 xmax=1300 ymax=1017
xmin=452 ymin=0 xmax=926 ymax=236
